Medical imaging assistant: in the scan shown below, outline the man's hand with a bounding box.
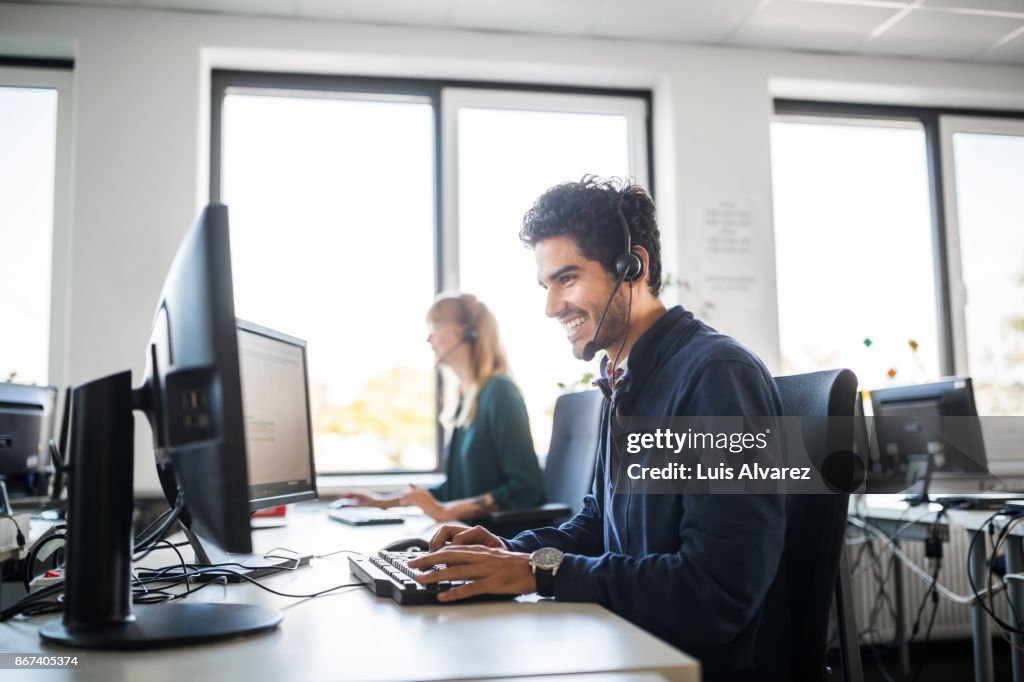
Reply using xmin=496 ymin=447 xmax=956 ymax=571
xmin=428 ymin=524 xmax=507 ymax=551
xmin=407 ymin=546 xmax=536 ymax=602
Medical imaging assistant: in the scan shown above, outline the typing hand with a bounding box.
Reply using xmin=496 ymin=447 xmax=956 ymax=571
xmin=428 ymin=524 xmax=507 ymax=552
xmin=407 ymin=545 xmax=535 ymax=602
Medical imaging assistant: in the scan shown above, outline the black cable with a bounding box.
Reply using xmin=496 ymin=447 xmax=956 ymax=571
xmin=1 ymin=514 xmax=26 ymax=548
xmin=178 ymin=566 xmax=363 ymax=599
xmin=910 ymin=581 xmax=942 ymax=682
xmin=867 ymin=550 xmax=899 ymax=682
xmin=22 ymin=531 xmax=66 ymax=591
xmin=987 ymin=514 xmax=1024 ymax=642
xmin=852 ymin=509 xmax=944 ymax=679
xmin=134 ymin=559 xmax=365 ymax=600
xmin=314 ymin=548 xmax=361 ymax=559
xmin=133 ymin=494 xmax=185 ymax=556
xmin=138 ymin=575 xmax=231 ymax=603
xmin=134 ymin=504 xmax=176 ymax=543
xmin=133 ymin=539 xmax=191 ymax=598
xmin=0 ymin=581 xmax=65 ymax=622
xmin=967 ymin=510 xmax=1024 ymax=636
xmin=615 ymin=283 xmax=633 ymax=554
xmin=608 ymin=278 xmax=632 ymax=375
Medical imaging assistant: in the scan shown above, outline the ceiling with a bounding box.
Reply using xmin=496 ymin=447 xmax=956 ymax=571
xmin=13 ymin=0 xmax=1024 ymax=65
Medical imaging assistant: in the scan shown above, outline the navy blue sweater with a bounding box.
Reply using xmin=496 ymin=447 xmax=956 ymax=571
xmin=505 ymin=306 xmax=788 ymax=680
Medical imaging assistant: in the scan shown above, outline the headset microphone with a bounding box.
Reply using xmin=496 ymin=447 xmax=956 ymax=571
xmin=434 ymin=338 xmax=468 ymax=367
xmin=435 ymin=295 xmax=479 ymax=367
xmin=580 ymin=205 xmax=644 ymax=363
xmin=581 ymin=271 xmax=628 ymax=362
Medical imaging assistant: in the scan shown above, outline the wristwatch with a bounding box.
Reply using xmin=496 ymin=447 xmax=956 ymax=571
xmin=529 ymin=547 xmax=564 ymax=598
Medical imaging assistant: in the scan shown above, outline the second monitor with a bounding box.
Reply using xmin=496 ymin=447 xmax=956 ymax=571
xmin=870 ymin=377 xmax=993 ymax=495
xmin=236 ymin=319 xmax=317 ymax=511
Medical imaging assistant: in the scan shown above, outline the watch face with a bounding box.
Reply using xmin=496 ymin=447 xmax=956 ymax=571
xmin=532 ymin=547 xmax=564 ymax=570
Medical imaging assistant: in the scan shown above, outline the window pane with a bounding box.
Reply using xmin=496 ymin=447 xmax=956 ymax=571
xmin=0 ymin=86 xmax=58 ymax=385
xmin=222 ymin=93 xmax=436 ymax=473
xmin=457 ymin=107 xmax=633 ymax=454
xmin=952 ymin=131 xmax=1024 ymax=416
xmin=770 ymin=120 xmax=941 ymax=389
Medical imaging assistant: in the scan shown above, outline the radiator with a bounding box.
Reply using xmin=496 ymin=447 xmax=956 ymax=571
xmin=847 ymin=522 xmax=1011 ymax=644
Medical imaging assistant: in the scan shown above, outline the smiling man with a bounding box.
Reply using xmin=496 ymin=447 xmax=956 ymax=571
xmin=408 ymin=176 xmax=789 ymax=682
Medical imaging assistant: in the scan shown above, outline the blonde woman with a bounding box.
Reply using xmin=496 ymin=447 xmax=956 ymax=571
xmin=346 ymin=293 xmax=543 ymax=523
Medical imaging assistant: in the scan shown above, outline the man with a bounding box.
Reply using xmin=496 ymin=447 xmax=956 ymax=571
xmin=409 ymin=176 xmax=788 ymax=681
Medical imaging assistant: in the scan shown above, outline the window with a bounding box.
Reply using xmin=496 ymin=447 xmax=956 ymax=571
xmin=213 ymin=73 xmax=650 ymax=474
xmin=771 ymin=101 xmax=1024 ymax=471
xmin=941 ymin=117 xmax=1024 ymax=417
xmin=447 ymin=89 xmax=647 ymax=455
xmin=0 ymin=64 xmax=72 ymax=387
xmin=220 ymin=88 xmax=437 ymax=474
xmin=770 ymin=116 xmax=941 ymax=390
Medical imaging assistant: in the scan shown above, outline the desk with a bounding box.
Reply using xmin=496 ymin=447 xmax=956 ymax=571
xmin=946 ymin=508 xmax=1024 ymax=682
xmin=0 ymin=502 xmax=700 ymax=682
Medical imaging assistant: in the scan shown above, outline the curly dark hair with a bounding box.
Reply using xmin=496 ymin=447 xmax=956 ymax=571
xmin=519 ymin=175 xmax=662 ymax=297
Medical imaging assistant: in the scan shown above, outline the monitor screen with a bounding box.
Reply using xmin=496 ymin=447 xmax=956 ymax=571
xmin=870 ymin=377 xmax=988 ymax=479
xmin=236 ymin=320 xmax=317 ymax=509
xmin=0 ymin=382 xmax=58 ymax=497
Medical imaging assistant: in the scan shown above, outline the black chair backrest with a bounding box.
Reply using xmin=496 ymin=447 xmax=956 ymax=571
xmin=543 ymin=390 xmax=604 ymax=514
xmin=775 ymin=369 xmax=859 ymax=682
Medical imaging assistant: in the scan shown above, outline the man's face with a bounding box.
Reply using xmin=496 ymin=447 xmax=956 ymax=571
xmin=535 ymin=235 xmax=629 ymax=360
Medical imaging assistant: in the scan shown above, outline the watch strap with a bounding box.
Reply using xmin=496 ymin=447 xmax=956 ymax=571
xmin=534 ymin=566 xmax=556 ymax=597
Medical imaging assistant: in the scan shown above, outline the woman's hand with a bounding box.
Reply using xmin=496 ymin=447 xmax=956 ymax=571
xmin=343 ymin=491 xmax=390 ymax=508
xmin=400 ymin=484 xmax=453 ymax=522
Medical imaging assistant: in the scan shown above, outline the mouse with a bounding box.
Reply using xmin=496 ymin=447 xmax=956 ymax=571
xmin=381 ymin=537 xmax=430 ymax=553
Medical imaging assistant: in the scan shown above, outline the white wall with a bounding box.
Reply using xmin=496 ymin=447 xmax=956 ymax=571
xmin=1 ymin=4 xmax=1022 ymax=492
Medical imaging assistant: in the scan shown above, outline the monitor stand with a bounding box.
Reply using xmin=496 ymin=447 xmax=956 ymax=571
xmin=38 ymin=371 xmax=282 ymax=649
xmin=902 ymin=452 xmax=932 ymax=506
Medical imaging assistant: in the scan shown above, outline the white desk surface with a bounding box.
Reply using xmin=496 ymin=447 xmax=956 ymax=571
xmin=851 ymin=494 xmax=1023 ymax=532
xmin=1 ymin=502 xmax=700 ymax=682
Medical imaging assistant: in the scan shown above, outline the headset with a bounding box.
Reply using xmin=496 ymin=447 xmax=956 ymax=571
xmin=581 ymin=202 xmax=643 ymax=362
xmin=614 ymin=205 xmax=643 ymax=283
xmin=435 ymin=295 xmax=478 ymax=367
xmin=456 ymin=295 xmax=479 ymax=343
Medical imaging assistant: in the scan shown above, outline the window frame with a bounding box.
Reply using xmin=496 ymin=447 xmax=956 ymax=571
xmin=773 ymin=99 xmax=1024 ymax=383
xmin=938 ymin=115 xmax=1024 ymax=377
xmin=210 ymin=70 xmax=653 ymax=476
xmin=0 ymin=59 xmax=74 ymax=389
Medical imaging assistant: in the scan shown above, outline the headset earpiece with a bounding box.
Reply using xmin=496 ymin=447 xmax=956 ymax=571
xmin=458 ymin=295 xmax=478 ymax=343
xmin=615 ymin=206 xmax=643 ymax=282
xmin=615 ymin=252 xmax=642 ymax=282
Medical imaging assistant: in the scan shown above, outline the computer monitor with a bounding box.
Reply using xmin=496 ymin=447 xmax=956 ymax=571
xmin=180 ymin=320 xmax=318 ymax=576
xmin=40 ymin=204 xmax=282 ymax=649
xmin=870 ymin=377 xmax=991 ymax=495
xmin=237 ymin=319 xmax=317 ymax=510
xmin=46 ymin=387 xmax=73 ymax=508
xmin=0 ymin=382 xmax=58 ymax=500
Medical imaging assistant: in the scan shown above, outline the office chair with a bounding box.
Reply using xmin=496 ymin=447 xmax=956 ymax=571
xmin=484 ymin=390 xmax=604 ymax=531
xmin=774 ymin=369 xmax=864 ymax=682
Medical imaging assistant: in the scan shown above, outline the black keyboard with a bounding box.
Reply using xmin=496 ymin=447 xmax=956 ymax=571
xmin=349 ymin=550 xmax=513 ymax=606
